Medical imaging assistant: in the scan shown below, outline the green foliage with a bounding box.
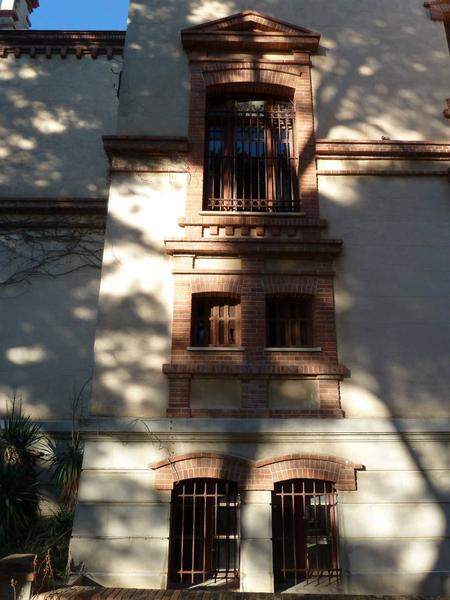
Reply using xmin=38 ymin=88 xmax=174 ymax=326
xmin=0 ymin=395 xmax=50 ymax=466
xmin=0 ymin=393 xmax=83 ymax=584
xmin=0 ymin=462 xmax=40 ymax=551
xmin=18 ymin=509 xmax=75 ymax=583
xmin=0 ymin=396 xmax=48 ymax=552
xmin=50 ymin=436 xmax=83 ymax=509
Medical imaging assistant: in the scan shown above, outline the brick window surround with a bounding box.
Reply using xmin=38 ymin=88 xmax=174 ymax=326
xmin=164 ymin=12 xmax=348 ymax=418
xmin=151 ymin=452 xmax=364 ymax=492
xmin=181 ymin=10 xmax=321 ymax=220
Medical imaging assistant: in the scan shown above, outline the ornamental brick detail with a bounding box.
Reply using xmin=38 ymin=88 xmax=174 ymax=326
xmin=424 ymin=1 xmax=450 ymax=21
xmin=150 ymin=452 xmax=364 ymax=491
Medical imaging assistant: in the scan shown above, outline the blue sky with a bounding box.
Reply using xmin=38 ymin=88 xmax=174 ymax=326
xmin=31 ymin=0 xmax=129 ymax=30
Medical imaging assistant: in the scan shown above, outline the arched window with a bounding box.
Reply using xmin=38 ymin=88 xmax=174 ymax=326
xmin=169 ymin=478 xmax=240 ymax=588
xmin=205 ymin=96 xmax=298 ymax=212
xmin=272 ymin=479 xmax=340 ymax=588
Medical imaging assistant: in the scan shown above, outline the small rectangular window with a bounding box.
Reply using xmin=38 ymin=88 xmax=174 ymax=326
xmin=192 ymin=296 xmax=240 ymax=347
xmin=266 ymin=296 xmax=313 ymax=347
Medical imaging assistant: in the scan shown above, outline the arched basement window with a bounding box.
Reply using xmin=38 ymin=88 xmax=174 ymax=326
xmin=205 ymin=96 xmax=298 ymax=212
xmin=169 ymin=478 xmax=240 ymax=588
xmin=272 ymin=479 xmax=340 ymax=588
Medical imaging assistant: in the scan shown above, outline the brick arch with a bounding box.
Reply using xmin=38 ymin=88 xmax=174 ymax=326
xmin=190 ymin=275 xmax=242 ymax=295
xmin=255 ymin=454 xmax=364 ymax=491
xmin=262 ymin=278 xmax=317 ymax=296
xmin=204 ymin=65 xmax=299 ymax=98
xmin=150 ymin=452 xmax=252 ymax=490
xmin=151 ymin=452 xmax=364 ymax=491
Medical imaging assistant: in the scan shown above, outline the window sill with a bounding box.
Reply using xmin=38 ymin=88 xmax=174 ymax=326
xmin=199 ymin=211 xmax=305 ymax=217
xmin=187 ymin=346 xmax=246 ymax=352
xmin=264 ymin=347 xmax=322 ymax=352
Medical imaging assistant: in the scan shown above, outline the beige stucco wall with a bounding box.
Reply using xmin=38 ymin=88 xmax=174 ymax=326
xmin=118 ymin=0 xmax=450 ymax=140
xmin=90 ymin=170 xmax=186 ymax=418
xmin=71 ymin=421 xmax=450 ymax=594
xmin=0 ymin=233 xmax=103 ymax=419
xmin=319 ymin=175 xmax=450 ymax=418
xmin=0 ymin=55 xmax=120 ymax=197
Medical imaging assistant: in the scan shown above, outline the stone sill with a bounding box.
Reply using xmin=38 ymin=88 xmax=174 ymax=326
xmin=264 ymin=347 xmax=322 ymax=352
xmin=187 ymin=346 xmax=245 ymax=352
xmin=199 ymin=211 xmax=306 ymax=217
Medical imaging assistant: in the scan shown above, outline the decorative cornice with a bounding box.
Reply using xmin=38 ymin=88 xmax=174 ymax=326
xmin=103 ymin=136 xmax=188 ymax=159
xmin=0 ymin=10 xmax=18 ymax=22
xmin=0 ymin=197 xmax=107 ymax=229
xmin=0 ymin=30 xmax=125 ymax=59
xmin=103 ymin=136 xmax=189 ymax=173
xmin=181 ymin=10 xmax=320 ymax=53
xmin=27 ymin=0 xmax=40 ymax=11
xmin=316 ymin=139 xmax=450 ymax=160
xmin=424 ymin=1 xmax=450 ymax=21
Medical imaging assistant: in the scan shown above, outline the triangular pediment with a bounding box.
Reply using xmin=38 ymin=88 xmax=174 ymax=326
xmin=182 ymin=10 xmax=320 ymax=53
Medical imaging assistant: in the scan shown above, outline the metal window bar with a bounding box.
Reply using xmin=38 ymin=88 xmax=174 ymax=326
xmin=272 ymin=479 xmax=341 ymax=588
xmin=169 ymin=479 xmax=240 ymax=588
xmin=206 ymin=98 xmax=299 ymax=212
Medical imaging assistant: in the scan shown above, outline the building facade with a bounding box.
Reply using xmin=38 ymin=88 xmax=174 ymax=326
xmin=1 ymin=0 xmax=450 ymax=595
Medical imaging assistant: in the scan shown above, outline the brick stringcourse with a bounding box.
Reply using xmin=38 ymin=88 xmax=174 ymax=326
xmin=150 ymin=452 xmax=364 ymax=491
xmin=0 ymin=30 xmax=125 ymax=59
xmin=424 ymin=0 xmax=450 ymax=21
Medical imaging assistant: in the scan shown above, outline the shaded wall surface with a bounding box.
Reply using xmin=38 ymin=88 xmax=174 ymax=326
xmin=118 ymin=0 xmax=450 ymax=139
xmin=0 ymin=55 xmax=120 ymax=197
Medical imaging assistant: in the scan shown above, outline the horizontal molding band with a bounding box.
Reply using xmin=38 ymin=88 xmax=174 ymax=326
xmin=103 ymin=136 xmax=189 ymax=160
xmin=0 ymin=197 xmax=107 ymax=229
xmin=164 ymin=238 xmax=342 ymax=256
xmin=316 ymin=139 xmax=450 ymax=160
xmin=163 ymin=362 xmax=349 ymax=377
xmin=318 ymin=169 xmax=449 ymax=176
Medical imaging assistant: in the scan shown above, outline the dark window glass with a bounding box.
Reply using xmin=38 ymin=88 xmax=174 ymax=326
xmin=205 ymin=97 xmax=299 ymax=212
xmin=192 ymin=296 xmax=240 ymax=347
xmin=169 ymin=479 xmax=240 ymax=588
xmin=266 ymin=295 xmax=313 ymax=347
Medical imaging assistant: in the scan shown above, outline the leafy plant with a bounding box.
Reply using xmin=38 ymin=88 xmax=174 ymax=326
xmin=0 ymin=395 xmax=50 ymax=466
xmin=50 ymin=436 xmax=83 ymax=509
xmin=0 ymin=462 xmax=40 ymax=551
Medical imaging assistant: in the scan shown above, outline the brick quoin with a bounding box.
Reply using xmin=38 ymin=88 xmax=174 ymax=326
xmin=150 ymin=452 xmax=364 ymax=491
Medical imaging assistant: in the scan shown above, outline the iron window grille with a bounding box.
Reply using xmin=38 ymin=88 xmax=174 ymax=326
xmin=272 ymin=479 xmax=340 ymax=588
xmin=267 ymin=295 xmax=313 ymax=347
xmin=205 ymin=97 xmax=299 ymax=212
xmin=191 ymin=296 xmax=240 ymax=347
xmin=169 ymin=478 xmax=240 ymax=588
